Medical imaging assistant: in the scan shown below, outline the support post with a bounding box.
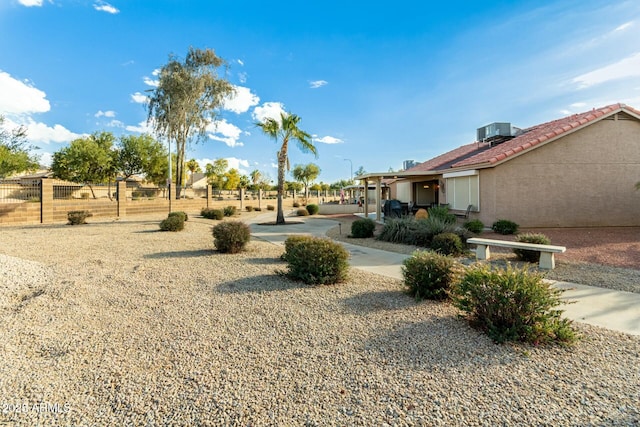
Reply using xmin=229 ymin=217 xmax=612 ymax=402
xmin=116 ymin=180 xmax=127 ymax=218
xmin=40 ymin=178 xmax=53 ymax=224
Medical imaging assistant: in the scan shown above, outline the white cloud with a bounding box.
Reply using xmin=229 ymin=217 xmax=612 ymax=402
xmin=7 ymin=118 xmax=83 ymax=144
xmin=151 ymin=69 xmax=160 ymax=76
xmin=252 ymin=102 xmax=286 ymax=123
xmin=18 ymin=0 xmax=43 ymax=6
xmin=237 ymin=59 xmax=244 ymax=66
xmin=143 ymin=76 xmax=159 ymax=87
xmin=238 ymin=72 xmax=247 ymax=84
xmin=314 ymin=135 xmax=343 ymax=144
xmin=125 ymin=120 xmax=153 ymax=134
xmin=105 ymin=119 xmax=124 ymax=128
xmin=309 ymin=80 xmax=328 ymax=89
xmin=0 ymin=71 xmax=50 ymax=115
xmin=223 ymin=85 xmax=260 ymax=114
xmin=131 ymin=92 xmax=148 ymax=104
xmin=95 ymin=110 xmax=116 ymax=118
xmin=573 ymin=52 xmax=640 ymax=88
xmin=570 ymin=102 xmax=587 ymax=108
xmin=39 ymin=151 xmax=53 ymax=167
xmin=93 ymin=1 xmax=119 ymax=14
xmin=206 ymin=119 xmax=244 ymax=147
xmin=614 ymin=21 xmax=633 ymax=32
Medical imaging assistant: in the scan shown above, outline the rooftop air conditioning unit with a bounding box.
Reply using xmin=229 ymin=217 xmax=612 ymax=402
xmin=477 ymin=122 xmax=517 ymax=146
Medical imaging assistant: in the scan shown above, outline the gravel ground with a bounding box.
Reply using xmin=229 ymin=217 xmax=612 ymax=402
xmin=324 ymin=215 xmax=640 ymax=294
xmin=0 ymin=214 xmax=639 ymax=426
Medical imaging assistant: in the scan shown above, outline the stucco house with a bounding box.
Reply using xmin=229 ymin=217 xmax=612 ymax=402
xmin=360 ymin=103 xmax=640 ymax=227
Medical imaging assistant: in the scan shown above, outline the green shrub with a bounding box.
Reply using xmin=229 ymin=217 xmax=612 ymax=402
xmin=431 ymin=232 xmax=464 ymax=256
xmin=168 ymin=211 xmax=188 ymax=222
xmin=292 ymin=201 xmax=300 ymax=208
xmin=283 ymin=236 xmax=349 ymax=285
xmin=452 ymin=264 xmax=577 ymax=345
xmin=351 ymin=218 xmax=376 ymax=238
xmin=514 ymin=233 xmax=552 ymax=263
xmin=160 ymin=215 xmax=185 ymax=232
xmin=377 ymin=217 xmax=415 ymax=244
xmin=267 ymin=204 xmax=275 ymax=211
xmin=463 ymin=219 xmax=484 ymax=234
xmin=245 ymin=205 xmax=254 ymax=212
xmin=202 ymin=208 xmax=224 ymax=220
xmin=402 ymin=251 xmax=460 ymax=300
xmin=212 ymin=221 xmax=251 ymax=253
xmin=428 ymin=205 xmax=456 ymax=225
xmin=67 ymin=210 xmax=92 ymax=225
xmin=223 ymin=206 xmax=236 ymax=217
xmin=492 ymin=219 xmax=519 ymax=235
xmin=306 ymin=203 xmax=319 ymax=215
xmin=297 ymin=208 xmax=309 ymax=216
xmin=254 ymin=206 xmax=262 ymax=211
xmin=377 ymin=216 xmax=458 ymax=247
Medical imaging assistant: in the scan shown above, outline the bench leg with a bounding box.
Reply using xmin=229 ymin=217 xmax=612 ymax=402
xmin=475 ymin=244 xmax=490 ymax=261
xmin=538 ymin=252 xmax=555 ymax=270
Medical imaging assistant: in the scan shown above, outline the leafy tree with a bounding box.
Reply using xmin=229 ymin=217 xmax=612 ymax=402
xmin=239 ymin=174 xmax=250 ymax=189
xmin=205 ymin=158 xmax=228 ymax=191
xmin=330 ymin=179 xmax=352 ymax=190
xmin=256 ymin=112 xmax=317 ymax=224
xmin=146 ymin=47 xmax=234 ymax=199
xmin=292 ymin=163 xmax=321 ymax=201
xmin=250 ymin=169 xmax=261 ymax=187
xmin=51 ymin=132 xmax=117 ymax=198
xmin=185 ymin=158 xmax=202 ymax=187
xmin=116 ymin=134 xmax=167 ymax=181
xmin=0 ymin=115 xmax=40 ymax=178
xmin=354 ymin=166 xmax=367 ymax=178
xmin=223 ymin=168 xmax=241 ymax=191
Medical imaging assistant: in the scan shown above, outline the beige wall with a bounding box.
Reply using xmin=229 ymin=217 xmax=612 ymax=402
xmin=476 ymin=116 xmax=640 ymax=227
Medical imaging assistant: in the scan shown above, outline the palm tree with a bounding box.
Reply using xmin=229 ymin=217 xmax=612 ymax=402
xmin=256 ymin=112 xmax=317 ymax=224
xmin=250 ymin=169 xmax=261 ymax=188
xmin=185 ymin=158 xmax=202 ymax=186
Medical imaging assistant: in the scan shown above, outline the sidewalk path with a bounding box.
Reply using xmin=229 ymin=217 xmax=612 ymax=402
xmin=247 ymin=213 xmax=640 ymax=336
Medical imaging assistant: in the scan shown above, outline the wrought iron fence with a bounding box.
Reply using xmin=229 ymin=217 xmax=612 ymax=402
xmin=0 ymin=180 xmax=41 ymax=203
xmin=52 ymin=181 xmax=116 ymax=200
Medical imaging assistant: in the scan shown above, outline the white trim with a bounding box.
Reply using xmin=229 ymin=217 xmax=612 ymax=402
xmin=442 ymin=169 xmax=478 ymax=179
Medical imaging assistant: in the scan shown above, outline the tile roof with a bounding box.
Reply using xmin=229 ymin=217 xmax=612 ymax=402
xmin=451 ymin=103 xmax=640 ymax=168
xmin=403 ymin=142 xmax=491 ymax=173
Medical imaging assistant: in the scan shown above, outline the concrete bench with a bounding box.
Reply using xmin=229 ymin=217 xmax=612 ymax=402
xmin=467 ymin=237 xmax=566 ymax=270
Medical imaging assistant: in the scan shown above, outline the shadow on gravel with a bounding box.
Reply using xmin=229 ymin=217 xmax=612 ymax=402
xmin=144 ymin=249 xmax=213 ymax=259
xmin=243 ymin=256 xmax=285 ymax=265
xmin=341 ymin=290 xmax=414 ymax=314
xmin=362 ymin=316 xmax=519 ymax=370
xmin=216 ymin=274 xmax=307 ymax=294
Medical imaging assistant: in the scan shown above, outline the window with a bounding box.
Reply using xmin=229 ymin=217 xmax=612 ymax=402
xmin=445 ymin=174 xmax=478 ymax=210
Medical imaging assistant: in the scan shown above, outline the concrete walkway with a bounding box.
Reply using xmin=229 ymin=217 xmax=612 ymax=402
xmin=247 ymin=213 xmax=640 ymax=336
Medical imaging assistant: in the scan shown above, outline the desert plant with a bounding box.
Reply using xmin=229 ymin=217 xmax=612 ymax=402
xmin=351 ymin=218 xmax=376 ymax=238
xmin=451 ymin=264 xmax=577 ymax=345
xmin=297 ymin=208 xmax=309 ymax=216
xmin=463 ymin=219 xmax=484 ymax=234
xmin=223 ymin=206 xmax=236 ymax=217
xmin=292 ymin=201 xmax=300 ymax=208
xmin=245 ymin=205 xmax=254 ymax=212
xmin=428 ymin=205 xmax=456 ymax=224
xmin=67 ymin=210 xmax=92 ymax=225
xmin=402 ymin=251 xmax=460 ymax=300
xmin=377 ymin=217 xmax=414 ymax=244
xmin=201 ymin=208 xmax=224 ymax=220
xmin=430 ymin=232 xmax=464 ymax=256
xmin=283 ymin=236 xmax=349 ymax=285
xmin=212 ymin=221 xmax=251 ymax=253
xmin=492 ymin=219 xmax=519 ymax=235
xmin=254 ymin=206 xmax=262 ymax=211
xmin=168 ymin=211 xmax=188 ymax=222
xmin=414 ymin=208 xmax=428 ymax=220
xmin=306 ymin=203 xmax=319 ymax=215
xmin=267 ymin=204 xmax=275 ymax=211
xmin=514 ymin=233 xmax=552 ymax=263
xmin=160 ymin=215 xmax=185 ymax=232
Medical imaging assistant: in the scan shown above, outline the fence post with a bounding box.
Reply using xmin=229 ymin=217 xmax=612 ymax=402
xmin=40 ymin=178 xmax=53 ymax=224
xmin=206 ymin=184 xmax=212 ymax=208
xmin=117 ymin=180 xmax=127 ymax=218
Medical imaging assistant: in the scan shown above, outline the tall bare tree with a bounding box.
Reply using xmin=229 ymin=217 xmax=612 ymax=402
xmin=146 ymin=47 xmax=234 ymax=198
xmin=256 ymin=112 xmax=316 ymax=224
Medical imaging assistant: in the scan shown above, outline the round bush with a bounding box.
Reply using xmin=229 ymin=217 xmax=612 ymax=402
xmin=297 ymin=208 xmax=309 ymax=216
xmin=351 ymin=218 xmax=376 ymax=238
xmin=452 ymin=264 xmax=577 ymax=345
xmin=67 ymin=210 xmax=92 ymax=225
xmin=415 ymin=208 xmax=428 ymax=220
xmin=514 ymin=233 xmax=552 ymax=263
xmin=292 ymin=201 xmax=300 ymax=208
xmin=306 ymin=204 xmax=319 ymax=215
xmin=245 ymin=206 xmax=254 ymax=212
xmin=430 ymin=232 xmax=464 ymax=256
xmin=212 ymin=221 xmax=251 ymax=253
xmin=492 ymin=219 xmax=519 ymax=235
xmin=223 ymin=206 xmax=236 ymax=217
xmin=283 ymin=236 xmax=349 ymax=285
xmin=160 ymin=215 xmax=185 ymax=232
xmin=402 ymin=251 xmax=460 ymax=300
xmin=463 ymin=219 xmax=484 ymax=234
xmin=168 ymin=211 xmax=188 ymax=222
xmin=254 ymin=206 xmax=262 ymax=211
xmin=266 ymin=204 xmax=275 ymax=211
xmin=201 ymin=208 xmax=223 ymax=220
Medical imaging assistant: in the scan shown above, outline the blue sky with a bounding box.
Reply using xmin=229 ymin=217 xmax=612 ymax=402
xmin=1 ymin=0 xmax=640 ymax=184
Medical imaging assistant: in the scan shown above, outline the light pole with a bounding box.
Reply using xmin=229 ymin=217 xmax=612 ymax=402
xmin=344 ymin=158 xmax=353 ymax=182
